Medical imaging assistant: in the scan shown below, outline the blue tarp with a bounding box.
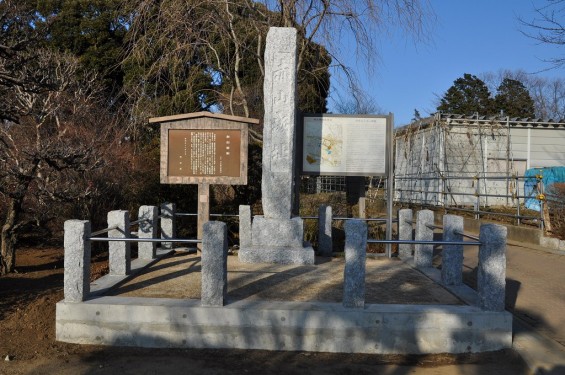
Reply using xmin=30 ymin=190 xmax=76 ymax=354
xmin=524 ymin=167 xmax=565 ymax=211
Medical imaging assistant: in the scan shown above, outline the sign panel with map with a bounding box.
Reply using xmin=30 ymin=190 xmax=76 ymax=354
xmin=301 ymin=114 xmax=391 ymax=176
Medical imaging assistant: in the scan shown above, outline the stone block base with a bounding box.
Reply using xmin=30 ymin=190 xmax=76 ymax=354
xmin=238 ymin=216 xmax=315 ymax=265
xmin=251 ymin=216 xmax=304 ymax=248
xmin=238 ymin=244 xmax=315 ymax=265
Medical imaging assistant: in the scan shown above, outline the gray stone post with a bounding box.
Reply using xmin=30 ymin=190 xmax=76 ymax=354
xmin=108 ymin=210 xmax=131 ymax=275
xmin=398 ymin=209 xmax=413 ymax=259
xmin=261 ymin=27 xmax=298 ymax=219
xmin=318 ymin=205 xmax=333 ymax=257
xmin=160 ymin=202 xmax=176 ymax=250
xmin=201 ymin=221 xmax=228 ymax=307
xmin=478 ymin=224 xmax=507 ymax=311
xmin=415 ymin=209 xmax=434 ymax=268
xmin=138 ymin=205 xmax=158 ymax=259
xmin=237 ymin=27 xmax=314 ymax=265
xmin=239 ymin=205 xmax=252 ymax=249
xmin=63 ymin=220 xmax=91 ymax=302
xmin=442 ymin=214 xmax=464 ymax=285
xmin=343 ymin=220 xmax=367 ymax=308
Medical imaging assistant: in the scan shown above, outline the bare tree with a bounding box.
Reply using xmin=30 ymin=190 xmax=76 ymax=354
xmin=0 ymin=48 xmax=127 ymax=274
xmin=332 ymin=92 xmax=382 ymax=114
xmin=122 ymin=0 xmax=432 ymax=134
xmin=520 ymin=0 xmax=565 ymax=68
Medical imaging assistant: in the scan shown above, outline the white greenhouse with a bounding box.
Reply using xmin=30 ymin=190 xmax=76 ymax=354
xmin=394 ymin=113 xmax=565 ymax=207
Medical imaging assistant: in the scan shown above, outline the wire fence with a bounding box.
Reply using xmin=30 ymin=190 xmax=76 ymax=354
xmin=394 ymin=173 xmax=564 ymax=231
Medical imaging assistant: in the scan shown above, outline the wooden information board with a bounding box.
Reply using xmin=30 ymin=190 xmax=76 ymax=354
xmin=151 ymin=112 xmax=257 ymax=185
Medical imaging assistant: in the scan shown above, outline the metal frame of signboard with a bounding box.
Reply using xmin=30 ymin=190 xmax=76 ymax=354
xmin=297 ymin=113 xmax=395 ymax=257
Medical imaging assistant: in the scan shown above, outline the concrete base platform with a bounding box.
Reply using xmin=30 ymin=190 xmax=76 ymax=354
xmin=56 ymin=297 xmax=512 ymax=354
xmin=56 ymin=252 xmax=512 ymax=354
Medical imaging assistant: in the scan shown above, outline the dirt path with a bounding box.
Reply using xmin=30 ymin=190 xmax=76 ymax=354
xmin=0 ymin=247 xmax=529 ymax=375
xmin=462 ymin=243 xmax=565 ymax=346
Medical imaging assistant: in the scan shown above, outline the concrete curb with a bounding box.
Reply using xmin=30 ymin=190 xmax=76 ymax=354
xmin=56 ymin=296 xmax=512 ymax=354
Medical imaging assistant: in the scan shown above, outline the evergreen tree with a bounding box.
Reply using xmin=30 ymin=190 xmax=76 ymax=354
xmin=437 ymin=73 xmax=493 ymax=115
xmin=33 ymin=0 xmax=128 ymax=103
xmin=494 ymin=78 xmax=535 ymax=118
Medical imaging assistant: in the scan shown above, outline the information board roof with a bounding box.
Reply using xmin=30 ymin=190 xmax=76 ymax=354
xmin=149 ymin=111 xmax=260 ymax=125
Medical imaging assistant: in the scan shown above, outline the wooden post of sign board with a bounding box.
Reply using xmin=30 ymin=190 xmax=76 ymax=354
xmin=197 ymin=183 xmax=210 ymax=251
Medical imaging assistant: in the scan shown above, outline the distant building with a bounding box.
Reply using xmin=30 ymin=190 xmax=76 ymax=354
xmin=394 ymin=113 xmax=565 ymax=207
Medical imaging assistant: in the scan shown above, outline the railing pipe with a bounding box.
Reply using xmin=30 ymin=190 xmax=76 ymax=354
xmin=90 ymin=237 xmax=202 ymax=243
xmin=129 ymin=218 xmax=151 ymax=226
xmin=454 ymin=230 xmax=480 ymax=241
xmin=90 ymin=225 xmax=118 ymax=237
xmin=367 ymin=239 xmax=481 ymax=246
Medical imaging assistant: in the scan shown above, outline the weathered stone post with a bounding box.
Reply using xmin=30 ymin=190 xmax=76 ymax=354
xmin=415 ymin=209 xmax=434 ymax=268
xmin=239 ymin=205 xmax=252 ymax=249
xmin=261 ymin=28 xmax=297 ymax=220
xmin=442 ymin=214 xmax=464 ymax=285
xmin=318 ymin=205 xmax=333 ymax=257
xmin=201 ymin=221 xmax=228 ymax=306
xmin=238 ymin=27 xmax=314 ymax=265
xmin=138 ymin=205 xmax=158 ymax=260
xmin=63 ymin=220 xmax=91 ymax=302
xmin=343 ymin=220 xmax=367 ymax=308
xmin=398 ymin=208 xmax=413 ymax=259
xmin=478 ymin=224 xmax=507 ymax=311
xmin=160 ymin=202 xmax=176 ymax=250
xmin=108 ymin=210 xmax=131 ymax=275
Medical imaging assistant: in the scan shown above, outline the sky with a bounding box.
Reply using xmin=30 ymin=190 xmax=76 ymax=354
xmin=328 ymin=0 xmax=564 ymax=126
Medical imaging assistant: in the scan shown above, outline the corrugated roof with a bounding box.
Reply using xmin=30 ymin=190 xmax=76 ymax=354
xmin=396 ymin=112 xmax=565 ymax=135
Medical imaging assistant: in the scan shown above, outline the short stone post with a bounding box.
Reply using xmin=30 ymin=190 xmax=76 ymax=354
xmin=63 ymin=220 xmax=91 ymax=302
xmin=160 ymin=202 xmax=176 ymax=250
xmin=478 ymin=224 xmax=507 ymax=311
xmin=201 ymin=221 xmax=228 ymax=307
xmin=138 ymin=205 xmax=158 ymax=260
xmin=343 ymin=220 xmax=367 ymax=308
xmin=415 ymin=209 xmax=434 ymax=268
xmin=442 ymin=215 xmax=464 ymax=285
xmin=398 ymin=209 xmax=413 ymax=259
xmin=239 ymin=205 xmax=252 ymax=249
xmin=108 ymin=210 xmax=131 ymax=275
xmin=318 ymin=205 xmax=333 ymax=257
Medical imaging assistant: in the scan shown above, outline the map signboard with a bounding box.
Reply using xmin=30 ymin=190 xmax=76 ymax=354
xmin=300 ymin=114 xmax=392 ymax=176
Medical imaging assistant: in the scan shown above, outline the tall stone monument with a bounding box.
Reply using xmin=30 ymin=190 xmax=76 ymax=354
xmin=239 ymin=27 xmax=315 ymax=265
